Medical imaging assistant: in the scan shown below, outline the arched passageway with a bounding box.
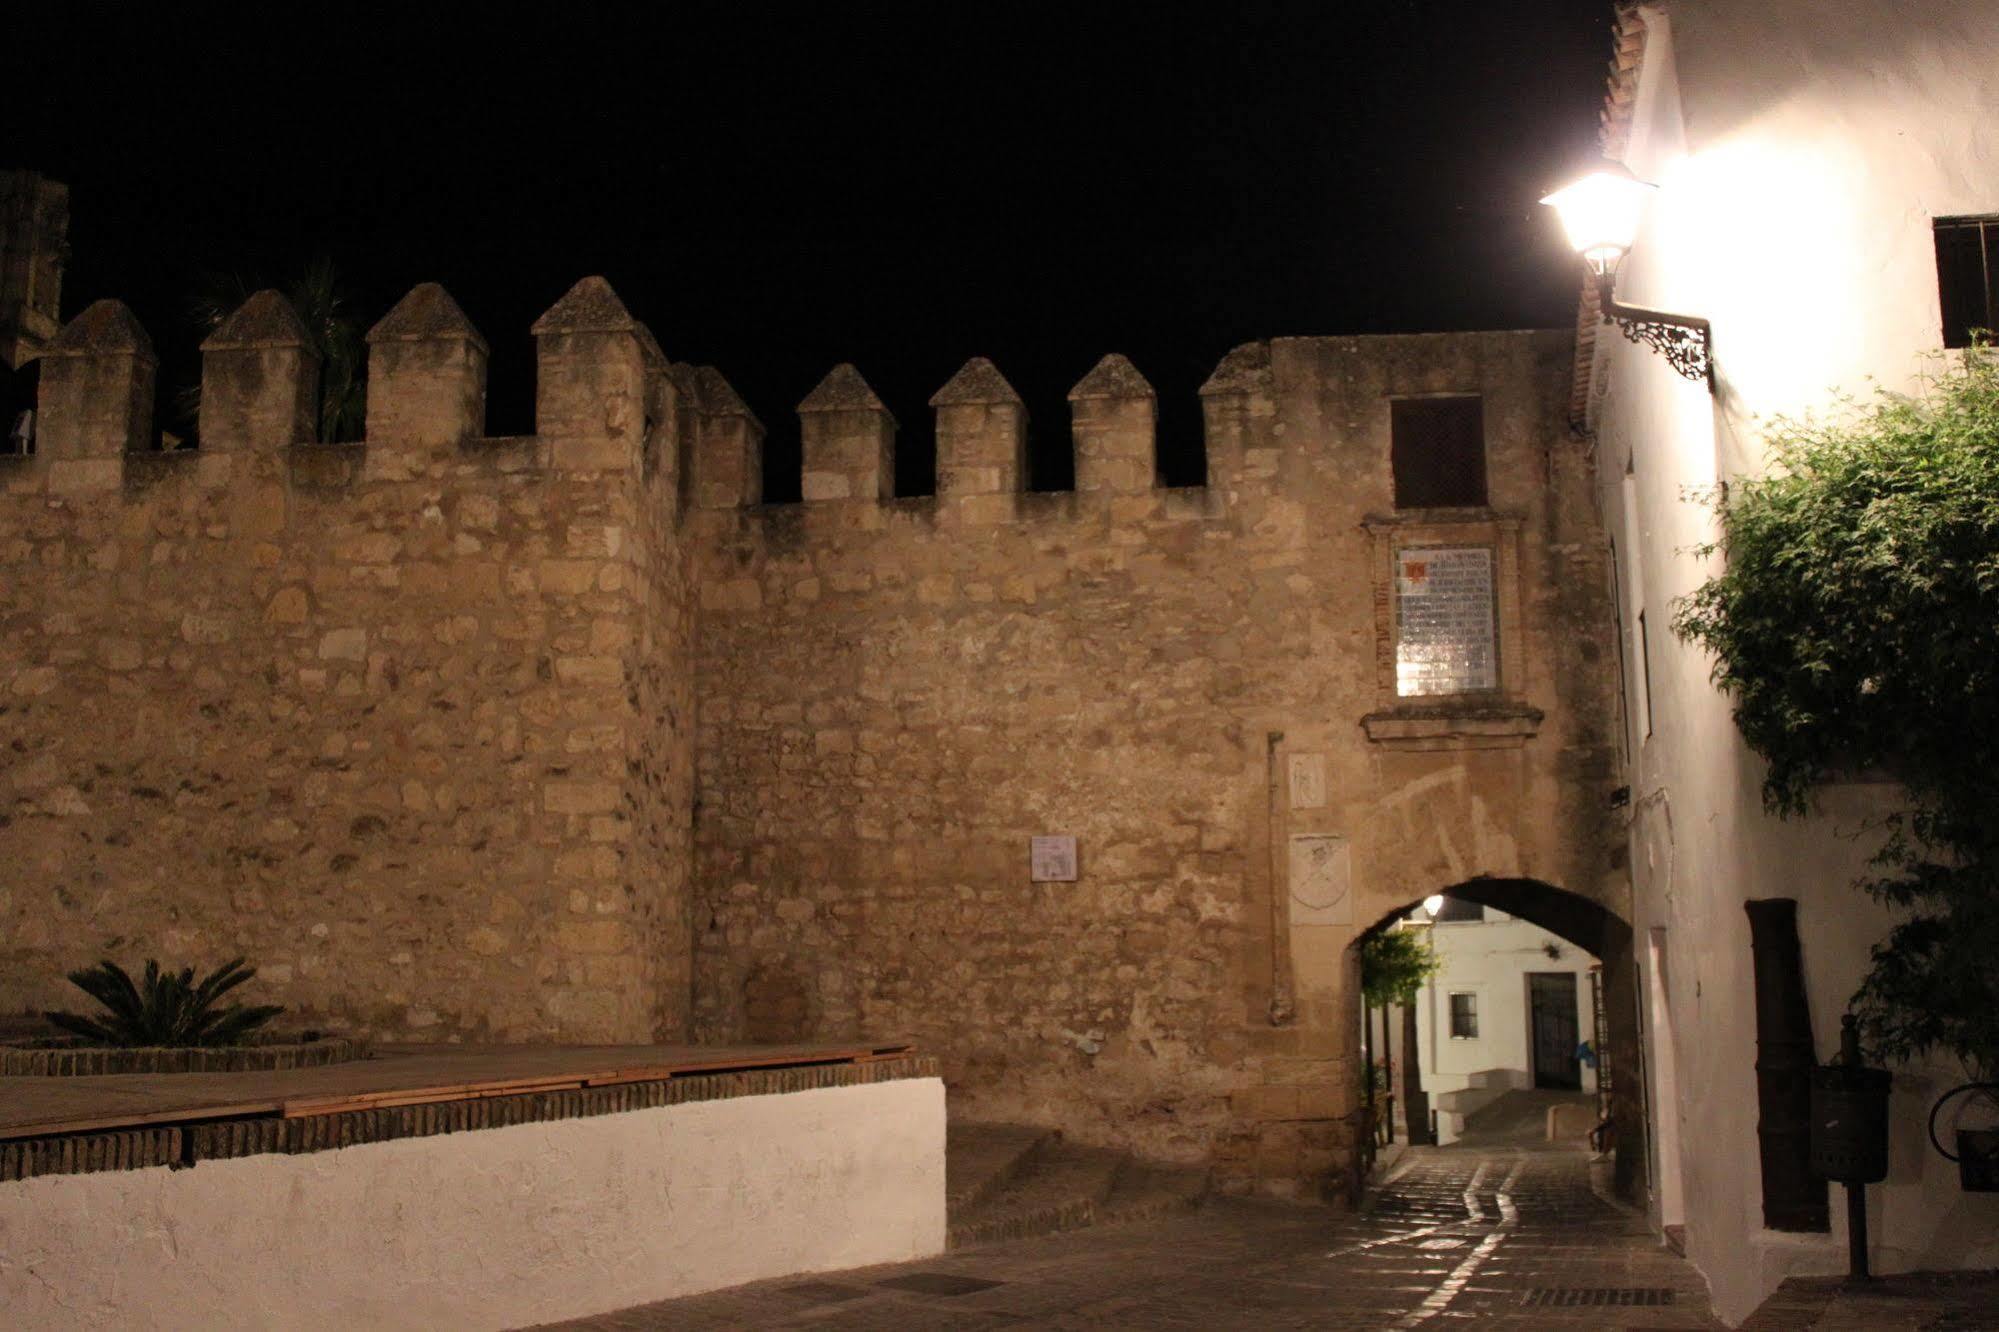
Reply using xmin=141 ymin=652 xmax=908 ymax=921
xmin=1353 ymin=877 xmax=1645 ymax=1200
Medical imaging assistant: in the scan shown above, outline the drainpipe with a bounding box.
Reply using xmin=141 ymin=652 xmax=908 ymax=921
xmin=1744 ymin=898 xmax=1829 ymax=1231
xmin=1265 ymin=731 xmax=1295 ymax=1026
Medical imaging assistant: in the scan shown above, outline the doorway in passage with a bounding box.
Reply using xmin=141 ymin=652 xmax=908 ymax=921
xmin=1529 ymin=971 xmax=1582 ymax=1090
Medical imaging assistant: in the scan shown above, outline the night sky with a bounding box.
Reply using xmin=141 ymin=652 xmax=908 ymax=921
xmin=13 ymin=3 xmax=1611 ymax=491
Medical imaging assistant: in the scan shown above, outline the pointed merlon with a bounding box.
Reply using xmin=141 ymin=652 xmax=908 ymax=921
xmin=201 ymin=289 xmax=309 ymax=351
xmin=366 ymin=282 xmax=489 ymax=352
xmin=1198 ymin=341 xmax=1272 ymax=396
xmin=531 ymin=275 xmax=638 ymax=336
xmin=666 ymin=361 xmax=698 ymax=401
xmin=632 ymin=322 xmax=666 ymax=368
xmin=47 ymin=299 xmax=156 ymax=362
xmin=798 ymin=363 xmax=894 ymax=421
xmin=693 ymin=366 xmax=764 ymax=431
xmin=929 ymin=357 xmax=1023 ymax=408
xmin=1067 ymin=353 xmax=1155 ymax=402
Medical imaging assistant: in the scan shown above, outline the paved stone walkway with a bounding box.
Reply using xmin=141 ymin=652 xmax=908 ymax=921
xmin=1737 ymin=1271 xmax=1999 ymax=1331
xmin=533 ymin=1143 xmax=1723 ymax=1329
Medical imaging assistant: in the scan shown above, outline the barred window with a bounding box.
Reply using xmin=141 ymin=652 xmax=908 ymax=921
xmin=1935 ymin=215 xmax=1999 ymax=349
xmin=1392 ymin=396 xmax=1486 ymax=509
xmin=1449 ymin=992 xmax=1479 ymax=1039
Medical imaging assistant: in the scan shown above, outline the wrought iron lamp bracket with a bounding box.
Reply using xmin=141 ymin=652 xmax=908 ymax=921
xmin=1596 ymin=269 xmax=1714 ymax=393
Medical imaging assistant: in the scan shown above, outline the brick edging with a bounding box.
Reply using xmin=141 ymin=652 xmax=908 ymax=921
xmin=0 ymin=1054 xmax=938 ymax=1184
xmin=0 ymin=1038 xmax=371 ymax=1077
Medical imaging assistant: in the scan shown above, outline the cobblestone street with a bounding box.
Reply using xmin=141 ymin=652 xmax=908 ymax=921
xmin=536 ymin=1142 xmax=1724 ymax=1330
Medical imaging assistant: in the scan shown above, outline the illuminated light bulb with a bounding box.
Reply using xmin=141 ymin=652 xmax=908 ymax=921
xmin=1541 ymin=162 xmax=1657 ymax=276
xmin=1423 ymin=894 xmax=1446 ymax=918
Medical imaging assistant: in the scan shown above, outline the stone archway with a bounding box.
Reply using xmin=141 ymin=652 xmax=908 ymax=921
xmin=1354 ymin=877 xmax=1645 ymax=1199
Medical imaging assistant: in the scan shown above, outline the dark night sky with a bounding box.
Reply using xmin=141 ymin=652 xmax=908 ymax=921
xmin=13 ymin=3 xmax=1610 ymax=491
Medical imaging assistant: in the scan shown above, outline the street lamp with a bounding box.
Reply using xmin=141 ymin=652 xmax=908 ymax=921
xmin=1542 ymin=160 xmax=1714 ymax=391
xmin=1422 ymin=894 xmax=1446 ymax=919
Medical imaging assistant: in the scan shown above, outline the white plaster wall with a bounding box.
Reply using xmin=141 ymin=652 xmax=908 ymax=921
xmin=1411 ymin=913 xmax=1602 ymax=1098
xmin=1594 ymin=2 xmax=1999 ymax=1322
xmin=0 ymin=1078 xmax=947 ymax=1331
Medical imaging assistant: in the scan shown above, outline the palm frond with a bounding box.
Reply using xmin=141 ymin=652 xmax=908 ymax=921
xmin=64 ymin=960 xmax=145 ymax=1027
xmin=44 ymin=1009 xmax=119 ymax=1044
xmin=190 ymin=957 xmax=256 ymax=1011
xmin=203 ymin=1005 xmax=287 ymax=1047
xmin=44 ymin=957 xmax=285 ymax=1047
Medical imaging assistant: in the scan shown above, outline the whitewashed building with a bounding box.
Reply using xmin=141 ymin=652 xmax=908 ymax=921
xmin=1570 ymin=1 xmax=1999 ymax=1322
xmin=1401 ymin=904 xmax=1603 ymax=1145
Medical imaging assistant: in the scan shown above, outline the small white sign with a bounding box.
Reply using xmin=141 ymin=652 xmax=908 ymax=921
xmin=1030 ymin=835 xmax=1078 ymax=882
xmin=1288 ymin=753 xmax=1326 ymax=809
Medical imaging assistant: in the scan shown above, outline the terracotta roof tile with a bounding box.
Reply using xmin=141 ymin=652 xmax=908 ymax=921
xmin=1569 ymin=2 xmax=1650 ymax=431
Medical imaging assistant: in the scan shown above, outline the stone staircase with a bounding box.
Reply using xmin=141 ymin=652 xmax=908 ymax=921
xmin=1431 ymin=1068 xmax=1529 ymax=1145
xmin=946 ymin=1123 xmax=1208 ymax=1249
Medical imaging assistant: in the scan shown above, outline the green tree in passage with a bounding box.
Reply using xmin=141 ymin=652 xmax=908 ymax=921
xmin=1362 ymin=924 xmax=1442 ymax=1145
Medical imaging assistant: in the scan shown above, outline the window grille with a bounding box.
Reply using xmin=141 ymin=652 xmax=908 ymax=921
xmin=1391 ymin=396 xmax=1486 ymax=509
xmin=1934 ymin=215 xmax=1999 ymax=349
xmin=1448 ymin=992 xmax=1479 ymax=1039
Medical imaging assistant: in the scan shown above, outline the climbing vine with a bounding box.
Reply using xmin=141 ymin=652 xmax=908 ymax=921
xmin=1673 ymin=348 xmax=1999 ymax=1079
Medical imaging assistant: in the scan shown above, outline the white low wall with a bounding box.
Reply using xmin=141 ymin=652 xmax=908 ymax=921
xmin=0 ymin=1077 xmax=946 ymax=1330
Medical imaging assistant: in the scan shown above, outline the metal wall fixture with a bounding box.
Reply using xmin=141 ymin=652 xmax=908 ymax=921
xmin=1542 ymin=161 xmax=1715 ymax=393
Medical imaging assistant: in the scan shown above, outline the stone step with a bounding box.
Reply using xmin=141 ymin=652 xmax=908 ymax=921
xmin=947 ymin=1137 xmax=1208 ymax=1249
xmin=1096 ymin=1159 xmax=1210 ymax=1229
xmin=1435 ymin=1084 xmax=1509 ymax=1116
xmin=949 ymin=1141 xmax=1123 ymax=1248
xmin=946 ymin=1122 xmax=1058 ymax=1214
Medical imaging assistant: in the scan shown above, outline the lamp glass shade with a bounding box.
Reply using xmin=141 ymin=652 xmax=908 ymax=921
xmin=1541 ymin=166 xmax=1656 ymax=273
xmin=1423 ymin=894 xmax=1446 ymax=918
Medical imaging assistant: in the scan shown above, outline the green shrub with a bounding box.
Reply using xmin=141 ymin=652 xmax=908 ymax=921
xmin=1674 ymin=348 xmax=1999 ymax=1080
xmin=46 ymin=958 xmax=284 ymax=1048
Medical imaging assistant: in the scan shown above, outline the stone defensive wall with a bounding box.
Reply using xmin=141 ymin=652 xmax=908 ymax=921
xmin=0 ymin=277 xmax=698 ymax=1043
xmin=687 ymin=329 xmax=1624 ymax=1193
xmin=0 ymin=274 xmax=1623 ymax=1194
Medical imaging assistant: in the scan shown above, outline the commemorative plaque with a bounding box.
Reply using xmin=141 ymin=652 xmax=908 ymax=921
xmin=1395 ymin=546 xmax=1497 ymax=696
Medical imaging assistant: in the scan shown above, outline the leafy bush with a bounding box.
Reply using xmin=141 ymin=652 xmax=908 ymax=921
xmin=1361 ymin=926 xmax=1440 ymax=1008
xmin=1674 ymin=348 xmax=1999 ymax=1080
xmin=45 ymin=958 xmax=284 ymax=1048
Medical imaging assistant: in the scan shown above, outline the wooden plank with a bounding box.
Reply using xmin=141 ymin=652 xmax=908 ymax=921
xmin=281 ymin=1076 xmax=589 ymax=1118
xmin=2 ymin=1041 xmax=921 ymax=1137
xmin=275 ymin=1043 xmax=915 ymax=1119
xmin=0 ymin=1098 xmax=283 ymax=1141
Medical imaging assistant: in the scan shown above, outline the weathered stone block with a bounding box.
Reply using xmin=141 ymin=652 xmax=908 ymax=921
xmin=800 ymin=364 xmax=895 ymax=503
xmin=364 ymin=283 xmax=488 ymax=455
xmin=200 ymin=290 xmax=319 ymax=451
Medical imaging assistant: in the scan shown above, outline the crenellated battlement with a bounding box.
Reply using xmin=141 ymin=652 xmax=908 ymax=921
xmin=686 ymin=344 xmax=1277 ymax=530
xmin=3 ymin=277 xmax=772 ymax=517
xmin=6 ymin=272 xmax=1309 ymax=542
